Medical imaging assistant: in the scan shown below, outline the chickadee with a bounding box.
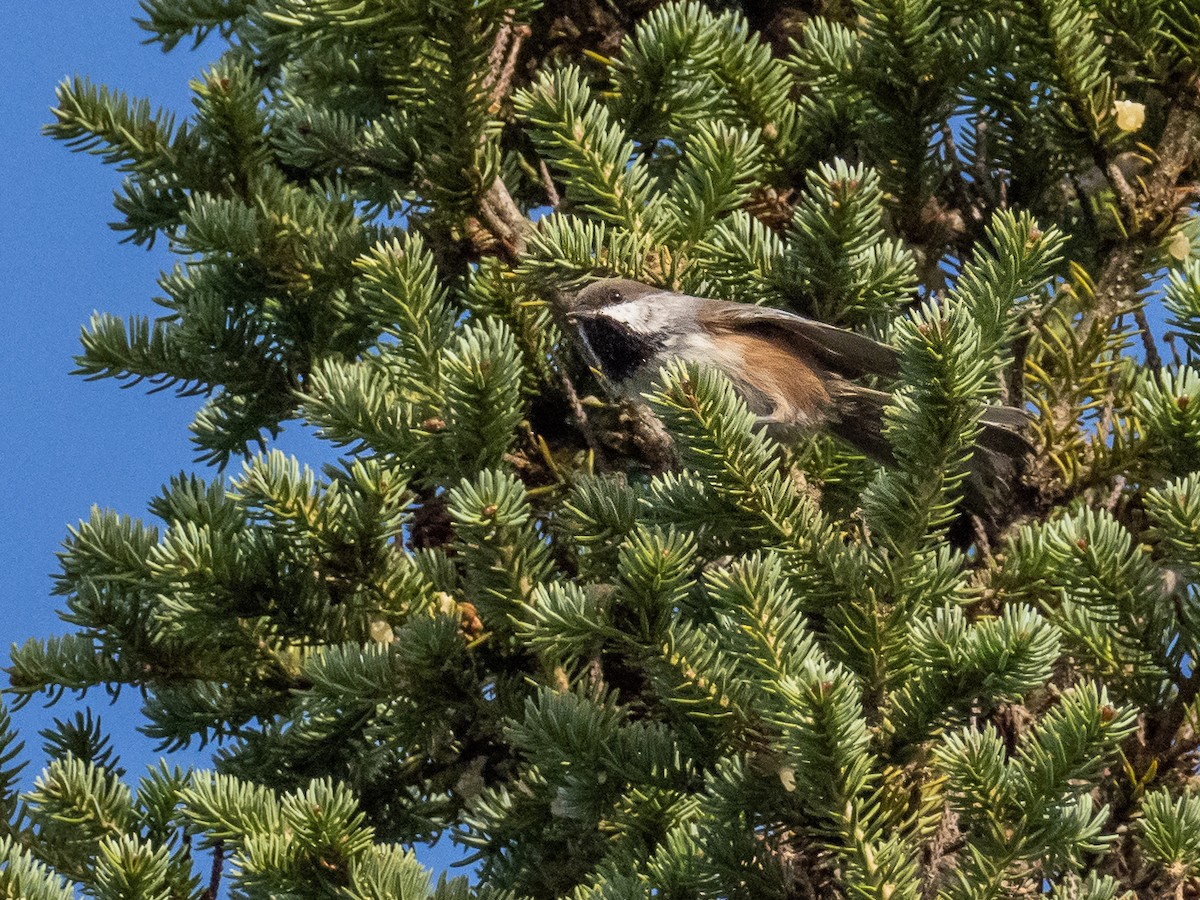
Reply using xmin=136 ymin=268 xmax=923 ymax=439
xmin=566 ymin=278 xmax=1034 ymax=522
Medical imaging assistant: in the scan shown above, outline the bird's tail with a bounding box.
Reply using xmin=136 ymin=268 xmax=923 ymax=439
xmin=826 ymin=385 xmax=1038 ymax=531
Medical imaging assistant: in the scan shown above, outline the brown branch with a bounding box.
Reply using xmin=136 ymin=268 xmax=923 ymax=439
xmin=1007 ymin=328 xmax=1030 ymax=407
xmin=939 ymin=121 xmax=988 ymax=240
xmin=939 ymin=122 xmax=963 ymax=183
xmin=1068 ymin=172 xmax=1104 ymax=246
xmin=1164 ymin=330 xmax=1185 ymax=367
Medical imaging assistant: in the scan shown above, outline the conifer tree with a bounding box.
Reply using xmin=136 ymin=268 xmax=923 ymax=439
xmin=9 ymin=1 xmax=1200 ymax=896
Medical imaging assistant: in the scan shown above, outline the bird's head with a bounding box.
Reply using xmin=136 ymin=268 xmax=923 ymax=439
xmin=565 ymin=279 xmax=688 ymax=382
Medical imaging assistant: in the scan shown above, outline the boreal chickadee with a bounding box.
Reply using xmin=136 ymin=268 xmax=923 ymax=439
xmin=566 ymin=278 xmax=1034 ymax=521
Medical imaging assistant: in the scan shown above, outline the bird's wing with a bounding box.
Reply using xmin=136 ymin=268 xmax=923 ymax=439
xmin=698 ymin=301 xmax=901 ymax=380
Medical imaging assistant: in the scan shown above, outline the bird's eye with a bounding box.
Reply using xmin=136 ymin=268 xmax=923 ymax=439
xmin=611 ymin=290 xmax=623 ymax=303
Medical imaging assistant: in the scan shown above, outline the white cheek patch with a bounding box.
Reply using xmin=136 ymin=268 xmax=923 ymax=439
xmin=603 ymin=293 xmax=682 ymax=334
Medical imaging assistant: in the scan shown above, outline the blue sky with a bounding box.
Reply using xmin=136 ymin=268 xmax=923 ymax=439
xmin=3 ymin=7 xmax=219 ymax=758
xmin=1 ymin=3 xmax=466 ymax=877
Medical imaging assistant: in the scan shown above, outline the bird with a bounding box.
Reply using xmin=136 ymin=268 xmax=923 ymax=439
xmin=565 ymin=278 xmax=1035 ymax=526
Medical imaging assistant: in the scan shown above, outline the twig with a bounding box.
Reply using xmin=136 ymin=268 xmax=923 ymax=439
xmin=1105 ymin=158 xmax=1141 ymax=226
xmin=921 ymin=805 xmax=962 ymax=900
xmin=474 ymin=10 xmax=533 ymax=261
xmin=1068 ymin=171 xmax=1103 ymax=245
xmin=939 ymin=121 xmax=980 ymax=233
xmin=973 ymin=118 xmax=999 ymax=208
xmin=939 ymin=123 xmax=964 ymax=191
xmin=628 ymin=401 xmax=679 ymax=475
xmin=488 ymin=22 xmax=531 ymax=114
xmin=557 ymin=364 xmax=609 ymax=470
xmin=1103 ymin=474 xmax=1126 ymax=513
xmin=205 ymin=841 xmax=224 ymax=900
xmin=790 ymin=848 xmax=820 ymax=900
xmin=1132 ymin=302 xmax=1163 ymax=369
xmin=940 ymin=120 xmax=960 ymax=174
xmin=1164 ymin=331 xmax=1185 ymax=367
xmin=478 ymin=177 xmax=530 ymax=261
xmin=1094 ymin=337 xmax=1121 ymax=450
xmin=970 ymin=515 xmax=993 ymax=565
xmin=482 ymin=14 xmax=514 ymax=95
xmin=538 ymin=158 xmax=561 ymax=210
xmin=1008 ymin=328 xmax=1030 ymax=408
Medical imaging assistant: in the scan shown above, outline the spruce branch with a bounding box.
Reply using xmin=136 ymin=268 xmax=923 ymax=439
xmin=863 ymin=300 xmax=989 ymax=551
xmin=1165 ymin=259 xmax=1200 ymax=360
xmin=1139 ymin=788 xmax=1200 ymax=889
xmin=136 ymin=0 xmax=252 ymax=51
xmin=515 ymin=66 xmax=652 ymax=231
xmin=0 ymin=837 xmax=75 ymax=900
xmin=45 ymin=76 xmax=183 ymax=175
xmin=935 ymin=685 xmax=1135 ymax=897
